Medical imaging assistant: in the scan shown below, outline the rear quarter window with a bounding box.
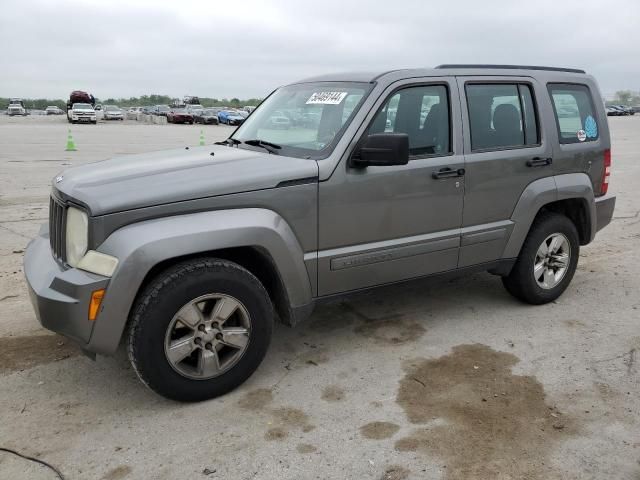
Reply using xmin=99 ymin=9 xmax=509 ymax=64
xmin=548 ymin=83 xmax=599 ymax=144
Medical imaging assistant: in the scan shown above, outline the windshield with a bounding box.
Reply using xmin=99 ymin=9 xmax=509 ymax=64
xmin=232 ymin=82 xmax=370 ymax=159
xmin=105 ymin=105 xmax=119 ymax=111
xmin=73 ymin=103 xmax=92 ymax=109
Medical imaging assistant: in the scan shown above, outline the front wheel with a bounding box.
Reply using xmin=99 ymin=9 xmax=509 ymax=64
xmin=127 ymin=258 xmax=274 ymax=402
xmin=502 ymin=212 xmax=579 ymax=304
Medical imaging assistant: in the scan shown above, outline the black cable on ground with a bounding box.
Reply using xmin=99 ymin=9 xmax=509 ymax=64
xmin=0 ymin=447 xmax=65 ymax=479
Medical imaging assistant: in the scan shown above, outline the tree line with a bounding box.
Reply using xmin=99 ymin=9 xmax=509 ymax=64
xmin=2 ymin=95 xmax=263 ymax=110
xmin=607 ymin=90 xmax=640 ymax=106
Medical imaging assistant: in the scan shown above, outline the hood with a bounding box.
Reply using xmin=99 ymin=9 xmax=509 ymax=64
xmin=53 ymin=145 xmax=319 ymax=216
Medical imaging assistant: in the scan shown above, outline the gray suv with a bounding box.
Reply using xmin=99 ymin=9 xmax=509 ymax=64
xmin=25 ymin=65 xmax=616 ymax=401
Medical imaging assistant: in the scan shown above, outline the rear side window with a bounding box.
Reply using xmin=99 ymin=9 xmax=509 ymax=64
xmin=548 ymin=84 xmax=599 ymax=144
xmin=369 ymin=84 xmax=450 ymax=156
xmin=466 ymin=84 xmax=539 ymax=151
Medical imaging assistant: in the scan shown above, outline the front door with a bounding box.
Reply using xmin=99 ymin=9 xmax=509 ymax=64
xmin=317 ymin=78 xmax=465 ymax=296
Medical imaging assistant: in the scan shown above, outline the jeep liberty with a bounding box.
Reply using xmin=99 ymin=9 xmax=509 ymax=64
xmin=25 ymin=65 xmax=616 ymax=401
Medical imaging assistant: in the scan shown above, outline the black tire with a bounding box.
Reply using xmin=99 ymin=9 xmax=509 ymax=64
xmin=502 ymin=212 xmax=579 ymax=304
xmin=127 ymin=258 xmax=274 ymax=402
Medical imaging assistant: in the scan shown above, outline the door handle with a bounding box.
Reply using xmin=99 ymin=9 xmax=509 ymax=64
xmin=526 ymin=157 xmax=553 ymax=167
xmin=432 ymin=167 xmax=465 ymax=179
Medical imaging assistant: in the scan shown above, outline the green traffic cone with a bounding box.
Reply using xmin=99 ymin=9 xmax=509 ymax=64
xmin=199 ymin=130 xmax=205 ymax=146
xmin=65 ymin=129 xmax=77 ymax=151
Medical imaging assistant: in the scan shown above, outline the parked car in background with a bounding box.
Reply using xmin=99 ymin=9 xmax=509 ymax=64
xmin=7 ymin=103 xmax=27 ymax=116
xmin=217 ymin=110 xmax=245 ymax=126
xmin=103 ymin=105 xmax=124 ymax=121
xmin=141 ymin=106 xmax=155 ymax=114
xmin=243 ymin=106 xmax=256 ymax=114
xmin=94 ymin=104 xmax=103 ymax=111
xmin=167 ymin=108 xmax=194 ymax=124
xmin=185 ymin=104 xmax=204 ymax=114
xmin=615 ymin=105 xmax=634 ymax=116
xmin=193 ymin=108 xmax=220 ymax=125
xmin=68 ymin=103 xmax=97 ymax=124
xmin=46 ymin=106 xmax=64 ymax=115
xmin=606 ymin=106 xmax=623 ymax=116
xmin=128 ymin=106 xmax=143 ymax=114
xmin=153 ymin=105 xmax=171 ymax=116
xmin=267 ymin=110 xmax=291 ymax=129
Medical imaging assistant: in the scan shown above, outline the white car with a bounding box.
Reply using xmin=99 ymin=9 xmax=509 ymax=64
xmin=103 ymin=105 xmax=124 ymax=121
xmin=46 ymin=106 xmax=64 ymax=115
xmin=185 ymin=104 xmax=204 ymax=113
xmin=7 ymin=104 xmax=27 ymax=116
xmin=68 ymin=103 xmax=97 ymax=124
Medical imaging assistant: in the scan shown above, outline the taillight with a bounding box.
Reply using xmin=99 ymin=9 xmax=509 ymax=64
xmin=601 ymin=148 xmax=611 ymax=195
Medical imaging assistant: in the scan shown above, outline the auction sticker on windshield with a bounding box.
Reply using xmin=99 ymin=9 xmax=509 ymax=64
xmin=306 ymin=92 xmax=348 ymax=105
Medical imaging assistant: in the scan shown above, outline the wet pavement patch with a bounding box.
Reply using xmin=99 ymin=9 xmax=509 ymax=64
xmin=360 ymin=421 xmax=400 ymax=440
xmin=296 ymin=443 xmax=318 ymax=453
xmin=354 ymin=317 xmax=426 ymax=345
xmin=101 ymin=465 xmax=132 ymax=480
xmin=272 ymin=407 xmax=314 ymax=431
xmin=0 ymin=334 xmax=80 ymax=374
xmin=395 ymin=344 xmax=575 ymax=479
xmin=380 ymin=465 xmax=410 ymax=480
xmin=321 ymin=385 xmax=345 ymax=402
xmin=265 ymin=427 xmax=287 ymax=441
xmin=238 ymin=388 xmax=273 ymax=411
xmin=239 ymin=389 xmax=315 ymax=439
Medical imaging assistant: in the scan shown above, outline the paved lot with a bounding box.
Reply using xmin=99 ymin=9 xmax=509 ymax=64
xmin=0 ymin=114 xmax=638 ymax=479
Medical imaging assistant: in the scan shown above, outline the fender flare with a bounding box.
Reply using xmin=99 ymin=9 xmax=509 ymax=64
xmin=87 ymin=208 xmax=312 ymax=354
xmin=502 ymin=173 xmax=595 ymax=259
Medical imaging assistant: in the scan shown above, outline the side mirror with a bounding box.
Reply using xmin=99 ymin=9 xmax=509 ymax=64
xmin=351 ymin=133 xmax=409 ymax=167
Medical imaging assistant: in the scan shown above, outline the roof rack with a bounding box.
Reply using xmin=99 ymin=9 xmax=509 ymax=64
xmin=435 ymin=64 xmax=586 ymax=74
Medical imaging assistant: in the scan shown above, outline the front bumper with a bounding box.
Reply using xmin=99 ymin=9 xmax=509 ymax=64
xmin=24 ymin=226 xmax=110 ymax=347
xmin=72 ymin=116 xmax=96 ymax=122
xmin=595 ymin=194 xmax=616 ymax=232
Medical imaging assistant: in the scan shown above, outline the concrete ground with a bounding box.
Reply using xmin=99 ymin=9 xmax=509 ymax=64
xmin=0 ymin=114 xmax=638 ymax=480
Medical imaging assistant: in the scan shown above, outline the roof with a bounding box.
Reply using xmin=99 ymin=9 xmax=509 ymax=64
xmin=293 ymin=65 xmax=588 ymax=85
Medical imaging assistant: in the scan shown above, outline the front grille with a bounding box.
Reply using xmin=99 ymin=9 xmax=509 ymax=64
xmin=49 ymin=196 xmax=66 ymax=261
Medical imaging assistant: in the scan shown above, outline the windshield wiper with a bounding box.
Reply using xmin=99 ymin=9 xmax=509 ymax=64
xmin=214 ymin=138 xmax=241 ymax=146
xmin=243 ymin=139 xmax=282 ymax=154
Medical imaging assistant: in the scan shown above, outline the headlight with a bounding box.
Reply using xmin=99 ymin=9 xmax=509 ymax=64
xmin=65 ymin=207 xmax=88 ymax=267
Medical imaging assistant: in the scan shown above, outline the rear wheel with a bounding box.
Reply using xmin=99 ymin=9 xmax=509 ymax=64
xmin=127 ymin=258 xmax=274 ymax=402
xmin=502 ymin=212 xmax=579 ymax=304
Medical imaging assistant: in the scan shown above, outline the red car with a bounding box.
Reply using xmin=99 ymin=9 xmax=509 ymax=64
xmin=167 ymin=108 xmax=194 ymax=124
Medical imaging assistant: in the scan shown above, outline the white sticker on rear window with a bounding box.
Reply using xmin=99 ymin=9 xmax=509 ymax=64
xmin=306 ymin=92 xmax=348 ymax=105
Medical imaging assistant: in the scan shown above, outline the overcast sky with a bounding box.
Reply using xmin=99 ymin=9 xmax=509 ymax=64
xmin=1 ymin=0 xmax=638 ymax=100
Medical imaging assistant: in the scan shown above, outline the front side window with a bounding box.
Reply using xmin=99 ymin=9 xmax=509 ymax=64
xmin=368 ymin=84 xmax=450 ymax=156
xmin=466 ymin=83 xmax=539 ymax=151
xmin=232 ymin=82 xmax=371 ymax=159
xmin=548 ymin=84 xmax=599 ymax=144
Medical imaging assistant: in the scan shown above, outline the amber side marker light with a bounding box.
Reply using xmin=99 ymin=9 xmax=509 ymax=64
xmin=89 ymin=289 xmax=105 ymax=321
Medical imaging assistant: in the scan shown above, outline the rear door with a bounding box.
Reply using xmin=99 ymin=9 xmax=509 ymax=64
xmin=317 ymin=77 xmax=465 ymax=296
xmin=457 ymin=76 xmax=553 ymax=266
